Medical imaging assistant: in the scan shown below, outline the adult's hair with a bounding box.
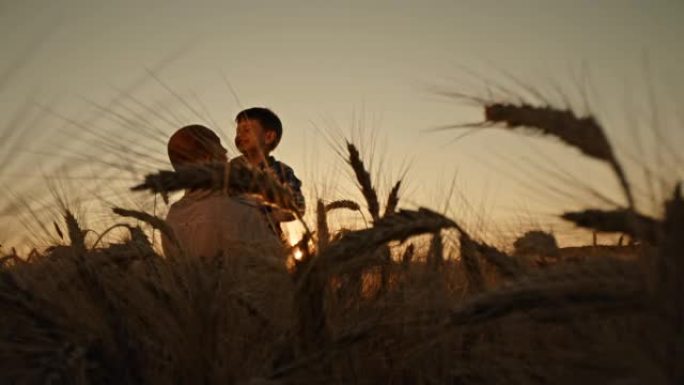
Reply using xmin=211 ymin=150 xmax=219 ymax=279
xmin=167 ymin=124 xmax=224 ymax=170
xmin=235 ymin=107 xmax=283 ymax=151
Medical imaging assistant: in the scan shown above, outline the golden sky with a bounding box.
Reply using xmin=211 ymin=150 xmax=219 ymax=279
xmin=1 ymin=0 xmax=683 ymax=248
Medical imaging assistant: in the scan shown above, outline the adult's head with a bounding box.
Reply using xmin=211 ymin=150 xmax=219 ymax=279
xmin=234 ymin=107 xmax=283 ymax=155
xmin=167 ymin=124 xmax=227 ymax=170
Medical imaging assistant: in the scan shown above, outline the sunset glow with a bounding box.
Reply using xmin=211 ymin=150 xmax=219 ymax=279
xmin=292 ymin=247 xmax=304 ymax=261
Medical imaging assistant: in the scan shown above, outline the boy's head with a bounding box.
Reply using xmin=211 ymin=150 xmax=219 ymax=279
xmin=168 ymin=124 xmax=227 ymax=170
xmin=234 ymin=107 xmax=282 ymax=155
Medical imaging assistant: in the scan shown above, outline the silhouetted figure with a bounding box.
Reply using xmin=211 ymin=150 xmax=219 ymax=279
xmin=229 ymin=107 xmax=306 ymax=237
xmin=162 ymin=124 xmax=282 ymax=259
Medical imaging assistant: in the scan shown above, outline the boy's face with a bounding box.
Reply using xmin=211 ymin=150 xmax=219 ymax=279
xmin=235 ymin=118 xmax=276 ymax=155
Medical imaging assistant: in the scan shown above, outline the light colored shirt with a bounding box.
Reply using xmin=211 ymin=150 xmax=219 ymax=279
xmin=161 ymin=189 xmax=284 ymax=259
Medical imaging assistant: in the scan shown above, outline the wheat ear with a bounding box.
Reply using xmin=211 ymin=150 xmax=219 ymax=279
xmin=346 ymin=142 xmax=380 ymax=222
xmin=482 ymin=102 xmax=634 ymax=208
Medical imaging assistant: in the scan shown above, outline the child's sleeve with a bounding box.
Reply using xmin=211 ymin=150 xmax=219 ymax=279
xmin=281 ymin=164 xmax=306 ymax=216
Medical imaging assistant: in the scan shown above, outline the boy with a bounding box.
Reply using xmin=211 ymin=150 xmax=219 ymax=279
xmin=230 ymin=107 xmax=306 ymax=234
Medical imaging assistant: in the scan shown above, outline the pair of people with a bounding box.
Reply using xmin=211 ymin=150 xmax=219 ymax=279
xmin=161 ymin=107 xmax=305 ymax=259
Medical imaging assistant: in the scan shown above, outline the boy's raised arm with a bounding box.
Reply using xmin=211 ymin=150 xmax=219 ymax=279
xmin=280 ymin=163 xmax=306 ymax=216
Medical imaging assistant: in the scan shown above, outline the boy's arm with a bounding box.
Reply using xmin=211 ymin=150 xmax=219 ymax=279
xmin=270 ymin=161 xmax=305 ymax=217
xmin=261 ymin=162 xmax=305 ymax=223
xmin=281 ymin=164 xmax=306 ymax=216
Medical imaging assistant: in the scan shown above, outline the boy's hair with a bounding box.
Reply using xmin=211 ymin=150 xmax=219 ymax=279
xmin=235 ymin=107 xmax=283 ymax=151
xmin=168 ymin=124 xmax=224 ymax=170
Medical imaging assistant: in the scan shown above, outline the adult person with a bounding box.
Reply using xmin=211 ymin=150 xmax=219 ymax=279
xmin=161 ymin=124 xmax=282 ymax=259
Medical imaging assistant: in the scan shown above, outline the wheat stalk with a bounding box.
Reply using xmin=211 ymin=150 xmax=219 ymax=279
xmin=401 ymin=243 xmax=415 ymax=268
xmin=428 ymin=230 xmax=444 ymax=269
xmin=316 ymin=199 xmax=329 ymax=252
xmin=64 ymin=210 xmax=85 ymax=251
xmin=112 ymin=207 xmax=177 ymax=248
xmin=346 ymin=142 xmax=380 ymax=222
xmin=324 ymin=200 xmax=361 ymax=213
xmin=317 ymin=200 xmax=361 ymax=252
xmin=471 ymin=237 xmax=523 ymax=279
xmin=653 ymin=183 xmax=684 ymax=383
xmin=459 ymin=233 xmax=485 ymax=292
xmin=53 ymin=220 xmax=64 ymax=241
xmin=383 ymin=180 xmax=401 ymax=217
xmin=561 ymin=209 xmax=658 ymax=244
xmin=132 ymin=161 xmax=298 ymax=213
xmin=316 ymin=208 xmax=457 ymax=269
xmin=294 ymin=208 xmax=459 ymax=318
xmin=476 ymin=102 xmax=635 ymax=209
xmin=449 ymin=260 xmax=645 ymax=326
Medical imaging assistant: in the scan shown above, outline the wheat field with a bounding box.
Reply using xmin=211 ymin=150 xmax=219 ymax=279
xmin=1 ymin=93 xmax=682 ymax=385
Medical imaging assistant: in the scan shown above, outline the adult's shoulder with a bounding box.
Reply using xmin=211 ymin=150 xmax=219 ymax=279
xmin=166 ymin=190 xmax=205 ymax=211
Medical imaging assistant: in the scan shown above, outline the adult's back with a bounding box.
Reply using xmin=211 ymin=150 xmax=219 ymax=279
xmin=162 ymin=190 xmax=283 ymax=259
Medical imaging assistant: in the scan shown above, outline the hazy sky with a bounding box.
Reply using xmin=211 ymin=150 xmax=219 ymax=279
xmin=1 ymin=0 xmax=683 ymax=246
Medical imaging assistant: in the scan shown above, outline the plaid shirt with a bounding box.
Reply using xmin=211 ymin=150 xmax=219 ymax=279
xmin=231 ymin=155 xmax=306 ymax=217
xmin=263 ymin=155 xmax=306 ymax=216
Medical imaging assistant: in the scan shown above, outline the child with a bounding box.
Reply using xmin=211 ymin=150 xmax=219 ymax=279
xmin=230 ymin=107 xmax=306 ymax=234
